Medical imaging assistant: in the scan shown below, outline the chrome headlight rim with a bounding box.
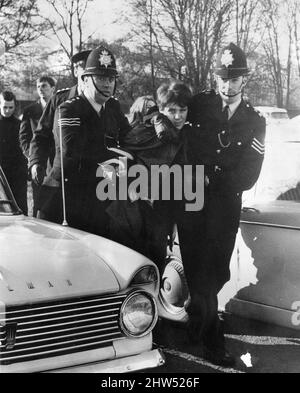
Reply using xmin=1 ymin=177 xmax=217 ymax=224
xmin=119 ymin=290 xmax=158 ymax=338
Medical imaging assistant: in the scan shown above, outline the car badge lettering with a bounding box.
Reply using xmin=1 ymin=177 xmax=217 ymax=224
xmin=99 ymin=50 xmax=112 ymax=68
xmin=5 ymin=323 xmax=17 ymax=350
xmin=221 ymin=49 xmax=234 ymax=67
xmin=27 ymin=281 xmax=35 ymax=289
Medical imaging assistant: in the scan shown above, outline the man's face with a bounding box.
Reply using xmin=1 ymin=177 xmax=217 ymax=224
xmin=36 ymin=81 xmax=55 ymax=102
xmin=83 ymin=74 xmax=115 ymax=105
xmin=0 ymin=98 xmax=15 ymax=118
xmin=160 ymin=103 xmax=188 ymax=130
xmin=216 ymin=75 xmax=246 ymax=104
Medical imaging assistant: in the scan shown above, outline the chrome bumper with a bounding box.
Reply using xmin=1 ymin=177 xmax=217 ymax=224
xmin=49 ymin=349 xmax=165 ymax=373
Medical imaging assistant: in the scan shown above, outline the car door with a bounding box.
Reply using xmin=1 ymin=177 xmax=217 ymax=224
xmin=219 ymin=140 xmax=300 ymax=329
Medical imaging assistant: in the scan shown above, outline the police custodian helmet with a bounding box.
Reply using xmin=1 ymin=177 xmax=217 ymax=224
xmin=81 ymin=46 xmax=118 ymax=79
xmin=214 ymin=42 xmax=250 ymax=79
xmin=71 ymin=49 xmax=91 ymax=64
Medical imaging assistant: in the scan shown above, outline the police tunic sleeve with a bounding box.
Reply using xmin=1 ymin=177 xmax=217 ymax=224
xmin=19 ymin=108 xmax=32 ymax=160
xmin=50 ymin=102 xmax=81 ymax=182
xmin=29 ymin=90 xmax=69 ymax=169
xmin=212 ymin=116 xmax=266 ymax=193
xmin=29 ymin=97 xmax=55 ymax=169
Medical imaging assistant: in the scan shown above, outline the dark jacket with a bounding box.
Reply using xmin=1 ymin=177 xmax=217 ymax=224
xmin=19 ymin=100 xmax=43 ymax=159
xmin=108 ymin=120 xmax=189 ymax=269
xmin=188 ymin=90 xmax=266 ymax=235
xmin=0 ymin=115 xmax=26 ymax=174
xmin=122 ymin=121 xmax=185 ymax=168
xmin=0 ymin=114 xmax=28 ymax=213
xmin=189 ymin=90 xmax=266 ymax=195
xmin=40 ymin=94 xmax=130 ymax=235
xmin=47 ymin=94 xmax=130 ymax=186
xmin=29 ymin=85 xmax=78 ymax=169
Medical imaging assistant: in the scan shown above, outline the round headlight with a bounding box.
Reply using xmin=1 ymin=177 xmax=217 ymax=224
xmin=120 ymin=291 xmax=157 ymax=337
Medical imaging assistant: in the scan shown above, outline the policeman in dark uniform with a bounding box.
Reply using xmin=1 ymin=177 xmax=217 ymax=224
xmin=29 ymin=50 xmax=91 ymax=185
xmin=182 ymin=43 xmax=266 ymax=366
xmin=39 ymin=46 xmax=130 ymax=236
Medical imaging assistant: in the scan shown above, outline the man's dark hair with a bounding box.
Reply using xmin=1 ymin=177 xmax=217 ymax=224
xmin=37 ymin=75 xmax=56 ymax=88
xmin=157 ymin=80 xmax=193 ymax=110
xmin=0 ymin=90 xmax=17 ymax=104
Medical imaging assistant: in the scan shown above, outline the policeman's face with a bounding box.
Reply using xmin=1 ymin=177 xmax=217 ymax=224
xmin=36 ymin=81 xmax=55 ymax=102
xmin=160 ymin=103 xmax=188 ymax=130
xmin=0 ymin=98 xmax=15 ymax=118
xmin=83 ymin=75 xmax=115 ymax=105
xmin=216 ymin=75 xmax=246 ymax=104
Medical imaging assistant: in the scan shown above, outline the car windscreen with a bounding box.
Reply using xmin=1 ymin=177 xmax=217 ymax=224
xmin=0 ymin=168 xmax=20 ymax=214
xmin=243 ymin=141 xmax=300 ymax=204
xmin=270 ymin=112 xmax=289 ymax=120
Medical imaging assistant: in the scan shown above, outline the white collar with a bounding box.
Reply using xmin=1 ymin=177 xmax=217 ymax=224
xmin=83 ymin=92 xmax=105 ymax=114
xmin=222 ymin=98 xmax=241 ymax=118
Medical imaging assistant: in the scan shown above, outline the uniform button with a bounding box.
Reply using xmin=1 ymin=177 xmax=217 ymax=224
xmin=216 ymin=149 xmax=221 ymax=154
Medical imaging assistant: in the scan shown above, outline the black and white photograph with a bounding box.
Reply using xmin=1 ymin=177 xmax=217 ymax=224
xmin=0 ymin=0 xmax=300 ymax=377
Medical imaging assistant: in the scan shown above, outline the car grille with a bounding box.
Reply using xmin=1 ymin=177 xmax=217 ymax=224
xmin=0 ymin=293 xmax=126 ymax=365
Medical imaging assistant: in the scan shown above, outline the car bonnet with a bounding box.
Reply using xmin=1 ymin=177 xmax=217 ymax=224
xmin=0 ymin=217 xmax=119 ymax=305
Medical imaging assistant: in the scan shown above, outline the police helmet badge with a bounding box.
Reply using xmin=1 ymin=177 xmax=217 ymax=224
xmin=221 ymin=49 xmax=234 ymax=68
xmin=99 ymin=50 xmax=113 ymax=68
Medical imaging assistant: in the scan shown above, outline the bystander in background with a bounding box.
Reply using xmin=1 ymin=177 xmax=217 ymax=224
xmin=19 ymin=75 xmax=56 ymax=216
xmin=0 ymin=91 xmax=28 ymax=214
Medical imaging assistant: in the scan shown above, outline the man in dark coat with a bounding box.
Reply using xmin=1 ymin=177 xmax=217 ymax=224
xmin=19 ymin=75 xmax=56 ymax=216
xmin=0 ymin=91 xmax=28 ymax=214
xmin=182 ymin=43 xmax=266 ymax=367
xmin=108 ymin=82 xmax=193 ymax=273
xmin=29 ymin=50 xmax=91 ymax=186
xmin=40 ymin=46 xmax=130 ymax=237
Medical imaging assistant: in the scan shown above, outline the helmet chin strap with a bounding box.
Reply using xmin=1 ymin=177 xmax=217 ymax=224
xmin=91 ymin=75 xmax=117 ymax=99
xmin=222 ymin=91 xmax=241 ymax=98
xmin=221 ymin=79 xmax=245 ymax=98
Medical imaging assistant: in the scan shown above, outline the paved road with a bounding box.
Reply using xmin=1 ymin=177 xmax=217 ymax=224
xmin=147 ymin=313 xmax=300 ymax=373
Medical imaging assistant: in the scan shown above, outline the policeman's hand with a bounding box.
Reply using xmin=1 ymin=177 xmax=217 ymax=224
xmin=31 ymin=164 xmax=46 ymax=185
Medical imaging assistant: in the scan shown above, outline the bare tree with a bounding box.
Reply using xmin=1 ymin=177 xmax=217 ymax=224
xmin=234 ymin=0 xmax=263 ymax=52
xmin=286 ymin=7 xmax=293 ymax=108
xmin=149 ymin=0 xmax=156 ymax=95
xmin=128 ymin=0 xmax=232 ymax=92
xmin=289 ymin=0 xmax=300 ymax=79
xmin=44 ymin=0 xmax=93 ymax=71
xmin=261 ymin=0 xmax=285 ymax=107
xmin=0 ymin=0 xmax=48 ymax=52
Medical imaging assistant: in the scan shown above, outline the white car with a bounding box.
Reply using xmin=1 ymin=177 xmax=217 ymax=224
xmin=254 ymin=106 xmax=289 ymax=125
xmin=0 ymin=167 xmax=164 ymax=373
xmin=289 ymin=115 xmax=300 ymax=127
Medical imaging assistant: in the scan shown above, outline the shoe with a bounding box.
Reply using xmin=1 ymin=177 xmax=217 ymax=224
xmin=202 ymin=346 xmax=236 ymax=368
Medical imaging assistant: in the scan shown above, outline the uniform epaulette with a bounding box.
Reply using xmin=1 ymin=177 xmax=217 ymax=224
xmin=253 ymin=108 xmax=264 ymax=117
xmin=56 ymin=87 xmax=70 ymax=94
xmin=243 ymin=100 xmax=257 ymax=112
xmin=199 ymin=89 xmax=215 ymax=96
xmin=248 ymin=104 xmax=265 ymax=118
xmin=64 ymin=96 xmax=81 ymax=104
